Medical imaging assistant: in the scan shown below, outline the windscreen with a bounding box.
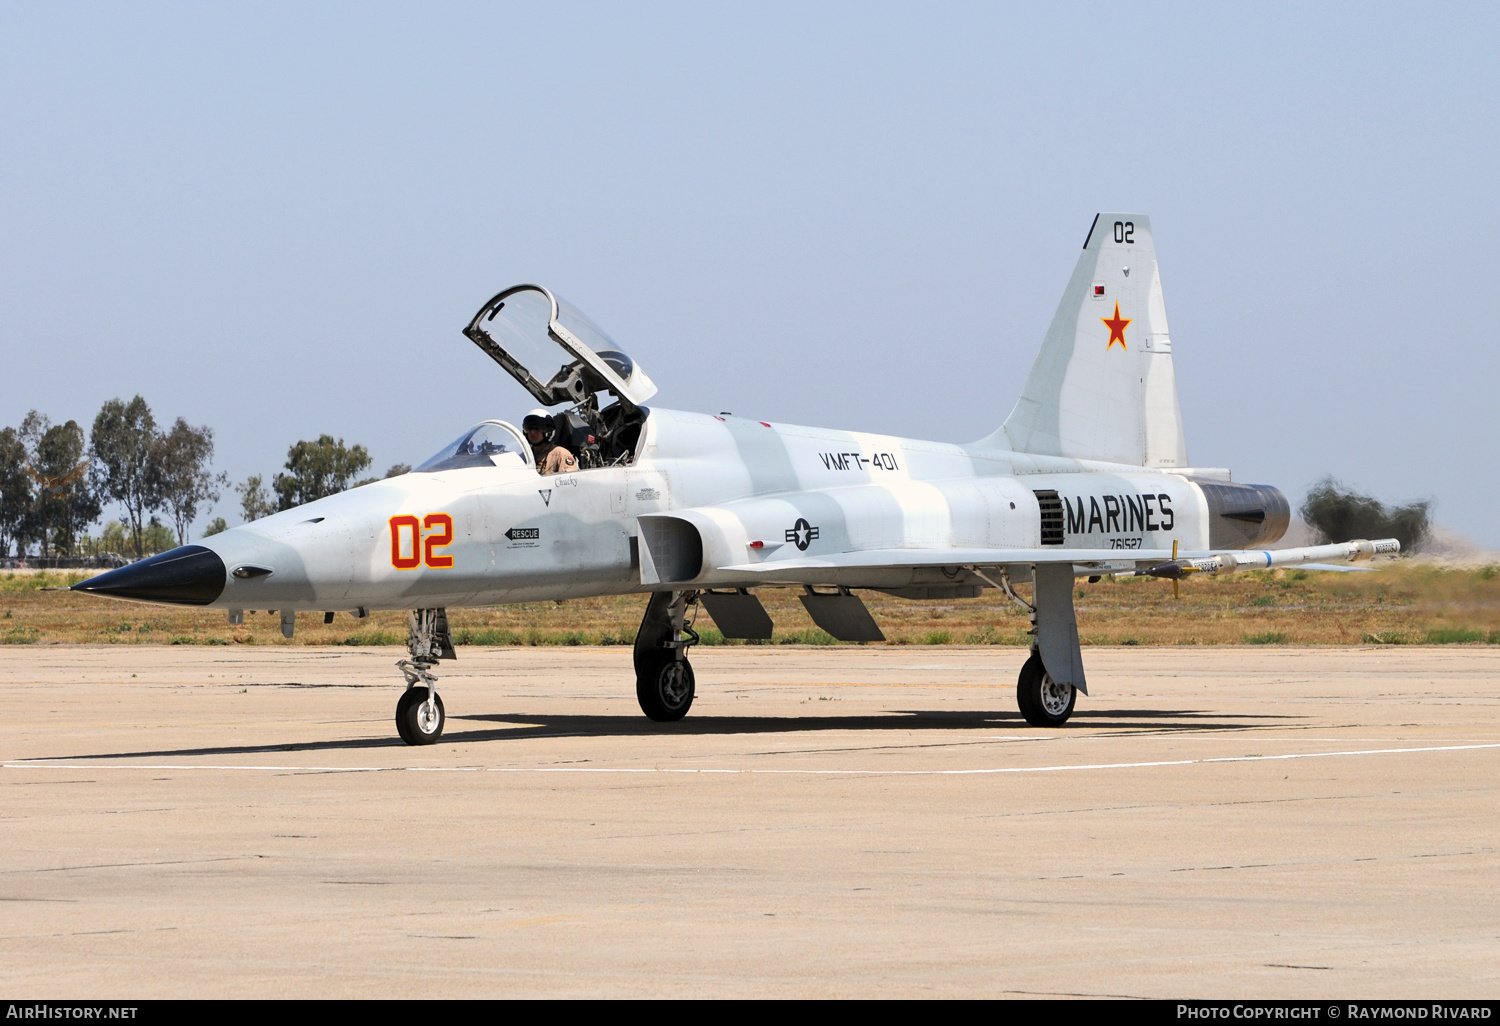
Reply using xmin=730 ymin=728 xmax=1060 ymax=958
xmin=415 ymin=422 xmax=528 ymax=472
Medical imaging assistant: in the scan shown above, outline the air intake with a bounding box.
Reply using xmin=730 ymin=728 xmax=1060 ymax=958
xmin=637 ymin=516 xmax=705 ymax=584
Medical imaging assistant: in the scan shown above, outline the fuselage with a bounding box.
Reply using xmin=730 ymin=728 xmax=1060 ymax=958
xmin=196 ymin=408 xmax=1288 ymax=613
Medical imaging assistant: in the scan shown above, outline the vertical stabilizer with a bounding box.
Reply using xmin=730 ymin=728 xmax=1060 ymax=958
xmin=989 ymin=213 xmax=1188 ymax=468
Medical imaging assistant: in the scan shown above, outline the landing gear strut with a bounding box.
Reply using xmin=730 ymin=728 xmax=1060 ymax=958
xmin=395 ymin=609 xmax=455 ymax=745
xmin=633 ymin=590 xmax=700 ymax=721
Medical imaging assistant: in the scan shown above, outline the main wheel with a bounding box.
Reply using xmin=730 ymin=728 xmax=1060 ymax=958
xmin=1016 ymin=651 xmax=1075 ymax=727
xmin=636 ymin=651 xmax=695 ymax=722
xmin=396 ymin=686 xmax=446 ymax=745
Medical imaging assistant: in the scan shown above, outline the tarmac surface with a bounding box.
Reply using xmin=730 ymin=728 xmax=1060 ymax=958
xmin=2 ymin=644 xmax=1498 ymax=998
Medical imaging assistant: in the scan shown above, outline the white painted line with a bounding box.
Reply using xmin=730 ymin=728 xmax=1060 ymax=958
xmin=5 ymin=742 xmax=1499 ymax=777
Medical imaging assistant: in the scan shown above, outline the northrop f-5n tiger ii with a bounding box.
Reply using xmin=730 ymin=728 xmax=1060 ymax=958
xmin=75 ymin=214 xmax=1400 ymax=744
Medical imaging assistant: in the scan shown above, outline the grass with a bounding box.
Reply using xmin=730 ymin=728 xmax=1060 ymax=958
xmin=3 ymin=624 xmax=41 ymax=645
xmin=4 ymin=562 xmax=1499 ymax=647
xmin=1361 ymin=630 xmax=1415 ymax=645
xmin=1423 ymin=628 xmax=1486 ymax=644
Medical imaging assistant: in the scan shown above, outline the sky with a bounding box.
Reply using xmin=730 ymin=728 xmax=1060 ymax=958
xmin=2 ymin=3 xmax=1497 ymax=544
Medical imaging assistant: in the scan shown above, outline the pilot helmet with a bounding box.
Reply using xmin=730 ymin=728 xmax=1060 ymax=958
xmin=522 ymin=409 xmax=554 ymax=440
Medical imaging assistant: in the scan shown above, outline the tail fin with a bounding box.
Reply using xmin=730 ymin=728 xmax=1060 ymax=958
xmin=988 ymin=213 xmax=1187 ymax=468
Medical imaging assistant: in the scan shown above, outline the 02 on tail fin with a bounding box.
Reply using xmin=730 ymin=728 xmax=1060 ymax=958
xmin=988 ymin=213 xmax=1188 ymax=468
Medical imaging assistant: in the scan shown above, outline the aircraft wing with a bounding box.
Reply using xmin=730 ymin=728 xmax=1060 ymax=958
xmin=719 ymin=547 xmax=1171 ymax=577
xmin=639 ymin=508 xmax=1399 ymax=588
xmin=712 ymin=540 xmax=1399 ymax=585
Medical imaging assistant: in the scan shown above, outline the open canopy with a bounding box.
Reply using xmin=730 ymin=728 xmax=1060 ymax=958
xmin=462 ymin=285 xmax=657 ymax=408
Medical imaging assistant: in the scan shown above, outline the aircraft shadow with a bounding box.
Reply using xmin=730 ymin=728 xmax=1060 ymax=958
xmin=25 ymin=707 xmax=1303 ymax=763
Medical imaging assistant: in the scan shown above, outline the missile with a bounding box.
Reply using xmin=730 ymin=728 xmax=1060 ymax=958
xmin=1138 ymin=538 xmax=1401 ymax=581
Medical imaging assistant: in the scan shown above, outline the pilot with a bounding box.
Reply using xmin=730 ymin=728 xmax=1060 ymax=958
xmin=522 ymin=409 xmax=577 ymax=475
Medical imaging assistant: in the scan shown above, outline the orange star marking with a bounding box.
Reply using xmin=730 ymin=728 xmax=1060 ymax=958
xmin=1102 ymin=301 xmax=1131 ymax=350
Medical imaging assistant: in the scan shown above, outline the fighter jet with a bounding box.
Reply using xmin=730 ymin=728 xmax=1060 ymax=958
xmin=75 ymin=214 xmax=1399 ymax=744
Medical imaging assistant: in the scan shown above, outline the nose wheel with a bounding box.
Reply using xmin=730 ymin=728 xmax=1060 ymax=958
xmin=396 ymin=685 xmax=445 ymax=744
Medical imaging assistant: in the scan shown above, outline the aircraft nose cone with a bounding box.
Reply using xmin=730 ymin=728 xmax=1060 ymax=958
xmin=71 ymin=545 xmax=227 ymax=606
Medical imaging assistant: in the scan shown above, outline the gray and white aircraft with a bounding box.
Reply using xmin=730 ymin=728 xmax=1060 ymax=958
xmin=75 ymin=214 xmax=1399 ymax=744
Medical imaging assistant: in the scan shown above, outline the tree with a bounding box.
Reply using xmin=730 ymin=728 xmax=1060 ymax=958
xmin=152 ymin=418 xmax=227 ymax=545
xmin=96 ymin=517 xmax=176 ymax=556
xmin=1300 ymin=476 xmax=1431 ymax=554
xmin=273 ymin=435 xmax=372 ymax=510
xmin=354 ymin=463 xmax=410 ymax=488
xmin=237 ymin=475 xmax=276 ymax=522
xmin=97 ymin=521 xmax=134 ymax=555
xmin=20 ymin=413 xmax=100 ymax=555
xmin=91 ymin=397 xmax=161 ymax=558
xmin=201 ymin=517 xmax=228 ymax=537
xmin=0 ymin=427 xmax=31 ymax=558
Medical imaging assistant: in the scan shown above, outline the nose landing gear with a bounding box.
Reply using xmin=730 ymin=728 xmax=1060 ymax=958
xmin=395 ymin=609 xmax=455 ymax=745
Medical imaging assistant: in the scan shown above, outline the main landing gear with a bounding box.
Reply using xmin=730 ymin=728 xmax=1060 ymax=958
xmin=969 ymin=565 xmax=1080 ymax=729
xmin=634 ymin=590 xmax=700 ymax=721
xmin=396 ymin=609 xmax=455 ymax=745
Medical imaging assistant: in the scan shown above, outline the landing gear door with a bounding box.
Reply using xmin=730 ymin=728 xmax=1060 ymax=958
xmin=463 ymin=284 xmax=658 ymax=408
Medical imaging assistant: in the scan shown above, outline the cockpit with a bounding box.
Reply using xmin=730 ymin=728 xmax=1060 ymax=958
xmin=412 ymin=284 xmax=653 ymax=475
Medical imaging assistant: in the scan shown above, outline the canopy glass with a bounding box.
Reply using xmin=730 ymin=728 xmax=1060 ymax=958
xmin=415 ymin=420 xmax=530 ymax=473
xmin=462 ymin=284 xmax=657 ymax=408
